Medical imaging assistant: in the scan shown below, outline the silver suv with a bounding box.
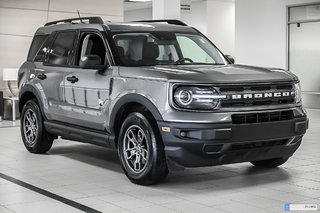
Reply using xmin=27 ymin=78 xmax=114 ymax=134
xmin=18 ymin=17 xmax=308 ymax=185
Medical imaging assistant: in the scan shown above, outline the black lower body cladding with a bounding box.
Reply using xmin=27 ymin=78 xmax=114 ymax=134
xmin=158 ymin=113 xmax=308 ymax=170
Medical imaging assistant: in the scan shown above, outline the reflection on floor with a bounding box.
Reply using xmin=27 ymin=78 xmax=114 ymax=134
xmin=0 ymin=109 xmax=319 ymax=213
xmin=0 ymin=120 xmax=20 ymax=128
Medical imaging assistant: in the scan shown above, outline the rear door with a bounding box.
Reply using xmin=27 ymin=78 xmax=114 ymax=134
xmin=63 ymin=30 xmax=113 ymax=130
xmin=37 ymin=31 xmax=77 ymax=121
xmin=30 ymin=31 xmax=77 ymax=121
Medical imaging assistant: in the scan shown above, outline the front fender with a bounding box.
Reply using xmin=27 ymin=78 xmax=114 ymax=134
xmin=109 ymin=93 xmax=163 ymax=134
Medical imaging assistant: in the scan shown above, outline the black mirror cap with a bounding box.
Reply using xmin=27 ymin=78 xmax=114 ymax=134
xmin=80 ymin=55 xmax=104 ymax=69
xmin=225 ymin=55 xmax=235 ymax=64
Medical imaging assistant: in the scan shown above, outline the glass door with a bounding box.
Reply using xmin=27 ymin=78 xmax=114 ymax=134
xmin=288 ymin=4 xmax=320 ymax=108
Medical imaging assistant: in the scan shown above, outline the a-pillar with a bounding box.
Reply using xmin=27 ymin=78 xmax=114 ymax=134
xmin=152 ymin=0 xmax=181 ymax=20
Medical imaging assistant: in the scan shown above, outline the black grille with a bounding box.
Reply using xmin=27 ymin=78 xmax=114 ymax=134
xmin=229 ymin=139 xmax=288 ymax=151
xmin=232 ymin=110 xmax=294 ymax=124
xmin=220 ymin=83 xmax=295 ymax=108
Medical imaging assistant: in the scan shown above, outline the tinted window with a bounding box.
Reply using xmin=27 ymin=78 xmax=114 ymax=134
xmin=27 ymin=35 xmax=48 ymax=61
xmin=48 ymin=31 xmax=76 ymax=66
xmin=34 ymin=35 xmax=55 ymax=62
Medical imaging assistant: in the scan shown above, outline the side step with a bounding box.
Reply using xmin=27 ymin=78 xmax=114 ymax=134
xmin=44 ymin=120 xmax=116 ymax=149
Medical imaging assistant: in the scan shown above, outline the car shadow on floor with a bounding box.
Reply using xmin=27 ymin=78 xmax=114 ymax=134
xmin=158 ymin=166 xmax=291 ymax=193
xmin=49 ymin=140 xmax=291 ymax=192
xmin=49 ymin=141 xmax=123 ymax=173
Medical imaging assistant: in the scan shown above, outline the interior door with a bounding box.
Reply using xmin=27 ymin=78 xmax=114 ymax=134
xmin=63 ymin=32 xmax=112 ymax=130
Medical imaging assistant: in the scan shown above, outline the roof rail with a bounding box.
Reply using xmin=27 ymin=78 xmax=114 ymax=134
xmin=133 ymin=19 xmax=188 ymax=26
xmin=44 ymin=16 xmax=104 ymax=26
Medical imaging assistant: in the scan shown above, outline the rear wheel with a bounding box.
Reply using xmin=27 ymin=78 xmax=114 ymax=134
xmin=20 ymin=99 xmax=54 ymax=153
xmin=118 ymin=112 xmax=168 ymax=185
xmin=251 ymin=157 xmax=289 ymax=168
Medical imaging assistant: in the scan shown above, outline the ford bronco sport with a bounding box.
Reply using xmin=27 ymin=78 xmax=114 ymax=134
xmin=18 ymin=17 xmax=308 ymax=185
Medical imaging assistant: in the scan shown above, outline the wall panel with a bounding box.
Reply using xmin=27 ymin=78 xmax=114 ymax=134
xmin=49 ymin=0 xmax=123 ymax=17
xmin=0 ymin=0 xmax=48 ymax=10
xmin=0 ymin=1 xmax=123 ymax=96
xmin=0 ymin=8 xmax=47 ymax=36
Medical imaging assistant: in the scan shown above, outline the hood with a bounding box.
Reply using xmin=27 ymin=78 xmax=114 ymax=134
xmin=118 ymin=64 xmax=298 ymax=84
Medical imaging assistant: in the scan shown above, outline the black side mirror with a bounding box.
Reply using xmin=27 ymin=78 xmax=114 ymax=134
xmin=80 ymin=55 xmax=102 ymax=69
xmin=225 ymin=55 xmax=235 ymax=64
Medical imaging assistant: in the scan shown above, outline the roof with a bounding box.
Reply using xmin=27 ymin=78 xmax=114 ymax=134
xmin=106 ymin=22 xmax=196 ymax=33
xmin=35 ymin=18 xmax=197 ymax=35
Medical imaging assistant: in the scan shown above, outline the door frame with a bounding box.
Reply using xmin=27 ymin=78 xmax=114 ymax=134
xmin=286 ymin=1 xmax=320 ymax=70
xmin=286 ymin=1 xmax=320 ymax=99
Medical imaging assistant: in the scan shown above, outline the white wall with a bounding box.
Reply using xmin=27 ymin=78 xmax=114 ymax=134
xmin=0 ymin=0 xmax=123 ymax=96
xmin=123 ymin=0 xmax=235 ymax=56
xmin=206 ymin=0 xmax=235 ymax=55
xmin=235 ymin=0 xmax=320 ymax=69
xmin=124 ymin=7 xmax=152 ymax=22
xmin=181 ymin=1 xmax=208 ymax=36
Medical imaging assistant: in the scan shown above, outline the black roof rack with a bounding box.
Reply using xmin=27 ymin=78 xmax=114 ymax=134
xmin=133 ymin=19 xmax=188 ymax=26
xmin=44 ymin=16 xmax=104 ymax=26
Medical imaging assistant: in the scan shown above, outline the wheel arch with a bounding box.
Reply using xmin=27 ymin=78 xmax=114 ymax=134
xmin=109 ymin=94 xmax=163 ymax=146
xmin=19 ymin=85 xmax=46 ymax=119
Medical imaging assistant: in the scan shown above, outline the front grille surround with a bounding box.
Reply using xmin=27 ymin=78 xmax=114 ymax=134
xmin=219 ymin=83 xmax=295 ymax=108
xmin=169 ymin=82 xmax=297 ymax=112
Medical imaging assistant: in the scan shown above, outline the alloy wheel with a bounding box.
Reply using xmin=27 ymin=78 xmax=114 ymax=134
xmin=123 ymin=125 xmax=150 ymax=174
xmin=23 ymin=109 xmax=38 ymax=146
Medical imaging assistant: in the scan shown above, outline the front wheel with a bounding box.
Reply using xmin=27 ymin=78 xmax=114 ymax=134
xmin=118 ymin=112 xmax=168 ymax=185
xmin=251 ymin=157 xmax=289 ymax=168
xmin=20 ymin=100 xmax=54 ymax=153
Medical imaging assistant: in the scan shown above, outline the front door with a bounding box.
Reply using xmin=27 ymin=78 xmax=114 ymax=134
xmin=63 ymin=31 xmax=112 ymax=130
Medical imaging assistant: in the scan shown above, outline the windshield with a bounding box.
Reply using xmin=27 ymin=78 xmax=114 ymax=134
xmin=112 ymin=32 xmax=227 ymax=66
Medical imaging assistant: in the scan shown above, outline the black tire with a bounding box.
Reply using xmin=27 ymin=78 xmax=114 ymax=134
xmin=251 ymin=157 xmax=289 ymax=168
xmin=20 ymin=99 xmax=54 ymax=153
xmin=118 ymin=111 xmax=168 ymax=185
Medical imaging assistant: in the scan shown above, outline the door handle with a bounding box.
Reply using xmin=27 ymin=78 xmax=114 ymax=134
xmin=66 ymin=76 xmax=79 ymax=83
xmin=37 ymin=73 xmax=47 ymax=80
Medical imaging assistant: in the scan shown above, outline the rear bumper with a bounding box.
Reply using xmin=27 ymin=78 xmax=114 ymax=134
xmin=157 ymin=116 xmax=308 ymax=170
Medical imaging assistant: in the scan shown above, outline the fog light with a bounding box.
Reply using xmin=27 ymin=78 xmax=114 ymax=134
xmin=180 ymin=131 xmax=187 ymax=137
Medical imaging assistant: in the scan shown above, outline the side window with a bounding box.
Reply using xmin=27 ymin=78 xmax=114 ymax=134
xmin=48 ymin=31 xmax=76 ymax=66
xmin=77 ymin=33 xmax=106 ymax=66
xmin=27 ymin=35 xmax=48 ymax=61
xmin=34 ymin=34 xmax=54 ymax=62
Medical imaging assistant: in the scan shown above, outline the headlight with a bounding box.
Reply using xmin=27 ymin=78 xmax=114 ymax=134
xmin=294 ymin=82 xmax=302 ymax=103
xmin=173 ymin=86 xmax=226 ymax=110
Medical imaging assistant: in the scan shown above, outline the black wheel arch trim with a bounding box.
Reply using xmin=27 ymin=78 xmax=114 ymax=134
xmin=109 ymin=94 xmax=163 ymax=135
xmin=19 ymin=85 xmax=47 ymax=119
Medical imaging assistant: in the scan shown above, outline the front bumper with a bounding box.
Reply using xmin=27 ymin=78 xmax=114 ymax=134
xmin=157 ymin=113 xmax=308 ymax=170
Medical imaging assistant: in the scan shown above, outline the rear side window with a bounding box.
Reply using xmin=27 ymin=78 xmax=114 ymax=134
xmin=47 ymin=31 xmax=76 ymax=66
xmin=27 ymin=35 xmax=48 ymax=61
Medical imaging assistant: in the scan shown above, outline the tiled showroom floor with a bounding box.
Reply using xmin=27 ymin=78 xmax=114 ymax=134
xmin=0 ymin=109 xmax=319 ymax=213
